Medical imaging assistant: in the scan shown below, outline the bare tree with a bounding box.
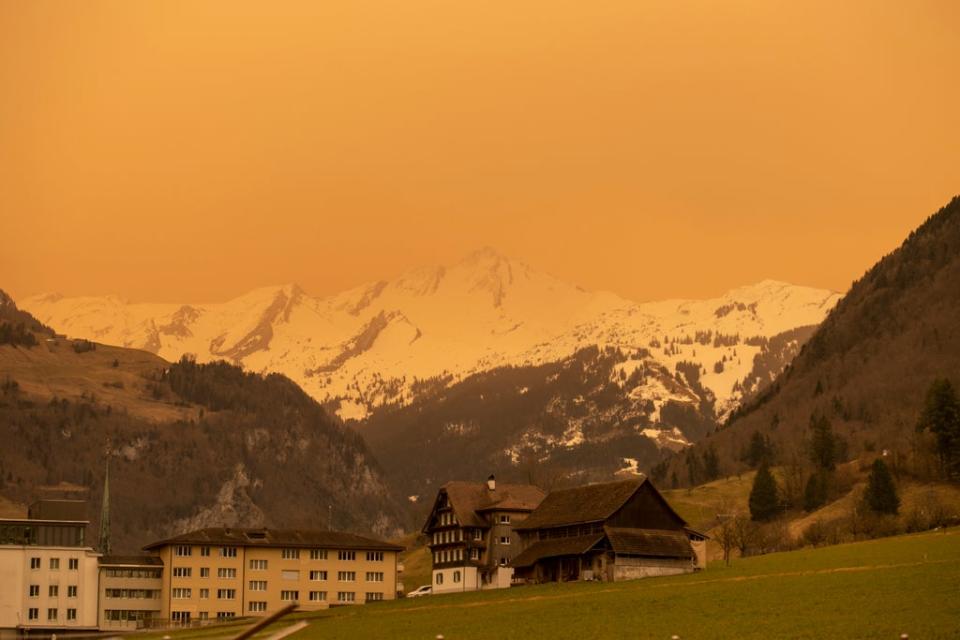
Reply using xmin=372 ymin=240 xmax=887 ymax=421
xmin=715 ymin=518 xmax=737 ymax=566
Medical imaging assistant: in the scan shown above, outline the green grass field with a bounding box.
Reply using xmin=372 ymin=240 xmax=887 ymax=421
xmin=280 ymin=529 xmax=957 ymax=640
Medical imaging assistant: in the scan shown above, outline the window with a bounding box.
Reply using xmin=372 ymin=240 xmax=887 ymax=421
xmin=309 ymin=591 xmax=327 ymax=602
xmin=200 ymin=588 xmax=209 ymax=599
xmin=217 ymin=568 xmax=237 ymax=579
xmin=171 ymin=612 xmax=191 ymax=624
xmin=435 ymin=573 xmax=444 ymax=585
xmin=366 ymin=551 xmax=384 ymax=562
xmin=337 ymin=592 xmax=355 ymax=603
xmin=49 ymin=585 xmax=59 ymax=597
xmin=310 ymin=549 xmax=327 ymax=560
xmin=67 ymin=585 xmax=78 ymax=598
xmin=365 ymin=592 xmax=384 ymax=602
xmin=30 ymin=557 xmax=40 ymax=569
xmin=50 ymin=558 xmax=60 ymax=570
xmin=499 ymin=514 xmax=511 ymax=524
xmin=281 ymin=548 xmax=300 ymax=559
xmin=470 ymin=548 xmax=480 ymax=561
xmin=200 ymin=567 xmax=210 ymax=578
xmin=499 ymin=558 xmax=507 ymax=566
xmin=200 ymin=546 xmax=211 ymax=557
xmin=28 ymin=608 xmax=39 ymax=620
xmin=309 ymin=570 xmax=327 ymax=581
xmin=365 ymin=572 xmax=384 ymax=582
xmin=280 ymin=590 xmax=299 ymax=602
xmin=173 ymin=567 xmax=192 ymax=578
xmin=337 ymin=571 xmax=355 ymax=582
xmin=281 ymin=570 xmax=300 ymax=581
xmin=499 ymin=536 xmax=511 ymax=545
xmin=337 ymin=550 xmax=355 ymax=561
xmin=172 ymin=588 xmax=192 ymax=599
xmin=453 ymin=571 xmax=461 ymax=583
xmin=216 ymin=612 xmax=235 ymax=620
xmin=29 ymin=585 xmax=39 ymax=597
xmin=220 ymin=547 xmax=237 ymax=558
xmin=47 ymin=608 xmax=58 ymax=621
xmin=249 ymin=602 xmax=267 ymax=613
xmin=217 ymin=589 xmax=236 ymax=600
xmin=250 ymin=559 xmax=268 ymax=570
xmin=473 ymin=529 xmax=483 ymax=541
xmin=249 ymin=580 xmax=267 ymax=591
xmin=67 ymin=608 xmax=77 ymax=621
xmin=68 ymin=558 xmax=79 ymax=570
xmin=175 ymin=545 xmax=192 ymax=557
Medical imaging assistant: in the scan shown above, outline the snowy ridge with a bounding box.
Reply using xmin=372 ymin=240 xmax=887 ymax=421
xmin=21 ymin=249 xmax=841 ymax=430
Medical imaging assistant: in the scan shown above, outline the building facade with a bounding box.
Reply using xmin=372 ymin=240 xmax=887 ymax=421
xmin=98 ymin=555 xmax=163 ymax=630
xmin=143 ymin=527 xmax=403 ymax=623
xmin=511 ymin=477 xmax=705 ymax=583
xmin=423 ymin=476 xmax=545 ymax=594
xmin=0 ymin=510 xmax=100 ymax=640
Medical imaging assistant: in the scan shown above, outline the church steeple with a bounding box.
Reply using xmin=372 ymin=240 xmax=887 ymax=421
xmin=98 ymin=457 xmax=111 ymax=555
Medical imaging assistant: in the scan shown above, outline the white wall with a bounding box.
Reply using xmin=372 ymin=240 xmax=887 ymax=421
xmin=0 ymin=546 xmax=99 ymax=631
xmin=431 ymin=566 xmax=480 ymax=594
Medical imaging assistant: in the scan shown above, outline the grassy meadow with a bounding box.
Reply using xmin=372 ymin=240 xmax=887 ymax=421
xmin=145 ymin=528 xmax=960 ymax=640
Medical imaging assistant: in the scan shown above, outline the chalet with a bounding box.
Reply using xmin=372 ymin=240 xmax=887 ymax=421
xmin=423 ymin=476 xmax=545 ymax=593
xmin=511 ymin=477 xmax=707 ymax=583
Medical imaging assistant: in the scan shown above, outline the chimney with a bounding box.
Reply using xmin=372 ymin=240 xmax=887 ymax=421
xmin=486 ymin=474 xmax=496 ymax=491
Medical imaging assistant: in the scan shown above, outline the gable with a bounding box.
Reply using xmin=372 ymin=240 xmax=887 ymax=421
xmin=606 ymin=482 xmax=687 ymax=531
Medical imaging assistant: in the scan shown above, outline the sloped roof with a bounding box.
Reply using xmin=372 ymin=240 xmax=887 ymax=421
xmin=428 ymin=481 xmax=546 ymax=530
xmin=605 ymin=527 xmax=694 ymax=559
xmin=510 ymin=533 xmax=606 ymax=568
xmin=514 ymin=478 xmax=648 ymax=530
xmin=143 ymin=528 xmax=402 ymax=552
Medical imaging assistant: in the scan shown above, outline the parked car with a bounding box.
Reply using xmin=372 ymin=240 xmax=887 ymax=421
xmin=406 ymin=585 xmax=432 ymax=598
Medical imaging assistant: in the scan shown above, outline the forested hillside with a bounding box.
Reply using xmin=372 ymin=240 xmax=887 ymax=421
xmin=666 ymin=196 xmax=960 ymax=495
xmin=0 ymin=295 xmax=408 ymax=551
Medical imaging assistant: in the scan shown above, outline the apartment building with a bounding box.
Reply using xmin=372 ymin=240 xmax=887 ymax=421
xmin=0 ymin=503 xmax=100 ymax=640
xmin=143 ymin=527 xmax=403 ymax=623
xmin=98 ymin=555 xmax=163 ymax=630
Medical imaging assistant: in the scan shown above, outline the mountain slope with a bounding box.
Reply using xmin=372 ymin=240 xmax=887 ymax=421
xmin=0 ymin=293 xmax=407 ymax=550
xmin=674 ymin=195 xmax=960 ymax=481
xmin=21 ymin=250 xmax=840 ymax=425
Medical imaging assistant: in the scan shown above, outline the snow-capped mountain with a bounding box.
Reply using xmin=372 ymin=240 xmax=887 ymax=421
xmin=21 ymin=248 xmax=842 ymax=426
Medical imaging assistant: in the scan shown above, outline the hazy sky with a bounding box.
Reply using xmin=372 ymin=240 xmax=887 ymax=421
xmin=2 ymin=1 xmax=958 ymax=304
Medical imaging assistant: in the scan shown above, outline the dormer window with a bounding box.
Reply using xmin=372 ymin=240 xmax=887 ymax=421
xmin=499 ymin=515 xmax=511 ymax=524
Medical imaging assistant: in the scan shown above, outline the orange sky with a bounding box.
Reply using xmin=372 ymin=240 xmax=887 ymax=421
xmin=2 ymin=0 xmax=958 ymax=304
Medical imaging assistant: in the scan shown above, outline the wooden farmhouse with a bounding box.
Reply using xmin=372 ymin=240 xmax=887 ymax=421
xmin=423 ymin=476 xmax=545 ymax=593
xmin=511 ymin=477 xmax=708 ymax=583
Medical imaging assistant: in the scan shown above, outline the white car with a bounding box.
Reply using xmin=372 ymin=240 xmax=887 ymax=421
xmin=406 ymin=585 xmax=432 ymax=598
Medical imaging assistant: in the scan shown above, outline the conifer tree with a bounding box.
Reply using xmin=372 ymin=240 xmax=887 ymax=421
xmin=809 ymin=414 xmax=837 ymax=470
xmin=803 ymin=470 xmax=829 ymax=512
xmin=749 ymin=463 xmax=781 ymax=521
xmin=864 ymin=458 xmax=900 ymax=515
xmin=916 ymin=378 xmax=960 ymax=479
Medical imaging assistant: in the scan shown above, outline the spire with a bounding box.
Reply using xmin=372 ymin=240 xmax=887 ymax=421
xmin=98 ymin=457 xmax=111 ymax=555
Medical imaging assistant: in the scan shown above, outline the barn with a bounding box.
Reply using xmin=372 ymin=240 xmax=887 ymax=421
xmin=510 ymin=477 xmax=707 ymax=583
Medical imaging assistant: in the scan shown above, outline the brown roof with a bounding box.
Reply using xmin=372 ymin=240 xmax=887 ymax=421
xmin=425 ymin=481 xmax=546 ymax=531
xmin=143 ymin=527 xmax=403 ymax=552
xmin=605 ymin=527 xmax=694 ymax=559
xmin=514 ymin=478 xmax=649 ymax=530
xmin=510 ymin=533 xmax=606 ymax=568
xmin=100 ymin=555 xmax=164 ymax=567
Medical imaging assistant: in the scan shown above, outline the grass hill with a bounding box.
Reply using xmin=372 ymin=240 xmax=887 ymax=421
xmin=0 ymin=291 xmax=408 ymax=551
xmin=145 ymin=528 xmax=960 ymax=640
